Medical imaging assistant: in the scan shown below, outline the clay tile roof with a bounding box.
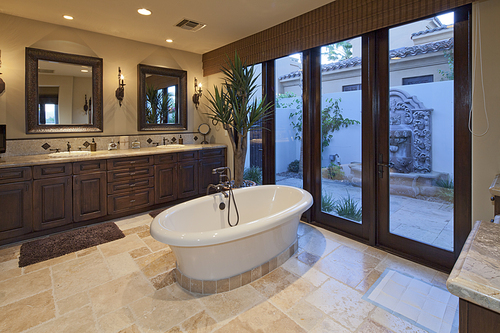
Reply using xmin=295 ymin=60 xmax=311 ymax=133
xmin=278 ymin=38 xmax=454 ymax=80
xmin=411 ymin=25 xmax=451 ymax=38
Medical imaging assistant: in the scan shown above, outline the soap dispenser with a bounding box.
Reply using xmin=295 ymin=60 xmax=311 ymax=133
xmin=179 ymin=135 xmax=184 ymax=144
xmin=90 ymin=138 xmax=97 ymax=152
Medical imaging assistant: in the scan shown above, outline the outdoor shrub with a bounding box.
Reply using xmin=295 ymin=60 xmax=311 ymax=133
xmin=321 ymin=191 xmax=335 ymax=213
xmin=243 ymin=166 xmax=262 ymax=185
xmin=436 ymin=177 xmax=454 ymax=203
xmin=436 ymin=177 xmax=454 ymax=189
xmin=288 ymin=160 xmax=300 ymax=173
xmin=326 ymin=162 xmax=345 ymax=180
xmin=333 ymin=193 xmax=362 ymax=222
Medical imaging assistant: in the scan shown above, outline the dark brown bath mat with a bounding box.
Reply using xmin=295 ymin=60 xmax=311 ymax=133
xmin=18 ymin=222 xmax=125 ymax=267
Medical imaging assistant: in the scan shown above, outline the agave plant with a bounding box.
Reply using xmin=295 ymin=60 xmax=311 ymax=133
xmin=145 ymin=84 xmax=174 ymax=124
xmin=206 ymin=52 xmax=272 ymax=187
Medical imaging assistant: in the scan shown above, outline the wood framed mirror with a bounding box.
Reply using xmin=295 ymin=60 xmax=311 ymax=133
xmin=137 ymin=64 xmax=187 ymax=131
xmin=25 ymin=47 xmax=103 ymax=134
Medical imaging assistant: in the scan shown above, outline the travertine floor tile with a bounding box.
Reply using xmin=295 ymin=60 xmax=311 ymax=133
xmin=106 ymin=252 xmax=140 ymax=278
xmin=131 ymin=286 xmax=203 ymax=332
xmin=27 ymin=305 xmax=98 ymax=333
xmin=23 ymin=252 xmax=77 ymax=274
xmin=214 ymin=301 xmax=306 ymax=333
xmin=0 ymin=267 xmax=51 ymax=306
xmin=199 ymin=284 xmax=265 ymax=322
xmin=89 ymin=271 xmax=155 ymax=317
xmin=369 ymin=307 xmax=428 ymax=333
xmin=52 ymin=251 xmax=112 ymax=300
xmin=179 ymin=310 xmax=218 ymax=333
xmin=298 ymin=230 xmax=341 ymax=257
xmin=355 ymin=319 xmax=394 ymax=332
xmin=305 ymin=278 xmax=375 ymax=331
xmin=315 ymin=245 xmax=381 ymax=288
xmin=287 ymin=299 xmax=325 ymax=330
xmin=98 ymin=306 xmax=136 ymax=333
xmin=356 ymin=269 xmax=383 ymax=294
xmin=134 ymin=249 xmax=175 ymax=278
xmin=142 ymin=235 xmax=171 ymax=252
xmin=375 ymin=255 xmax=437 ymax=284
xmin=309 ymin=317 xmax=351 ymax=333
xmin=0 ymin=266 xmax=22 ymax=282
xmin=0 ymin=290 xmax=55 ymax=333
xmin=57 ymin=291 xmax=91 ymax=316
xmin=0 ymin=244 xmax=20 ymax=263
xmin=98 ymin=234 xmax=146 ymax=257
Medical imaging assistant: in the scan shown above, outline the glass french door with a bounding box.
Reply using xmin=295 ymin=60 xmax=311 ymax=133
xmin=376 ymin=8 xmax=471 ymax=269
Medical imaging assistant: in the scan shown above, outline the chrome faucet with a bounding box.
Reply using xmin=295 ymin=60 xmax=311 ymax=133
xmin=212 ymin=167 xmax=230 ymax=184
xmin=67 ymin=142 xmax=71 ymax=152
xmin=163 ymin=137 xmax=169 ymax=145
xmin=207 ymin=167 xmax=232 ymax=197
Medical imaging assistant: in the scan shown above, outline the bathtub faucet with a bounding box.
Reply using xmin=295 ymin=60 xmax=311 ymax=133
xmin=206 ymin=183 xmax=229 ymax=198
xmin=212 ymin=167 xmax=231 ymax=184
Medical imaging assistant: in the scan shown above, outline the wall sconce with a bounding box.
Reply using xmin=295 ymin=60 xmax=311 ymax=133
xmin=0 ymin=50 xmax=5 ymax=94
xmin=115 ymin=67 xmax=125 ymax=106
xmin=192 ymin=77 xmax=202 ymax=109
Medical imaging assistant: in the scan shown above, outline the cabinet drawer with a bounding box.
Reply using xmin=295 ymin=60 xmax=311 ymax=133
xmin=154 ymin=153 xmax=177 ymax=165
xmin=107 ymin=156 xmax=153 ymax=170
xmin=178 ymin=151 xmax=198 ymax=161
xmin=200 ymin=148 xmax=225 ymax=159
xmin=108 ymin=188 xmax=154 ymax=215
xmin=73 ymin=160 xmax=106 ymax=174
xmin=107 ymin=176 xmax=154 ymax=194
xmin=33 ymin=163 xmax=72 ymax=179
xmin=0 ymin=167 xmax=32 ymax=184
xmin=107 ymin=166 xmax=154 ymax=183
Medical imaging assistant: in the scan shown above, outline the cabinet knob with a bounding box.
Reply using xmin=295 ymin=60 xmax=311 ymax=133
xmin=130 ymin=199 xmax=136 ymax=203
xmin=130 ymin=183 xmax=136 ymax=187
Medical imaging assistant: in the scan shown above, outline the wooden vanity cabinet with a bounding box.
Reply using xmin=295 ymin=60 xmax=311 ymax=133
xmin=199 ymin=148 xmax=226 ymax=194
xmin=0 ymin=167 xmax=33 ymax=241
xmin=178 ymin=151 xmax=199 ymax=199
xmin=33 ymin=163 xmax=73 ymax=231
xmin=73 ymin=160 xmax=107 ymax=222
xmin=154 ymin=154 xmax=178 ymax=204
xmin=107 ymin=156 xmax=155 ymax=214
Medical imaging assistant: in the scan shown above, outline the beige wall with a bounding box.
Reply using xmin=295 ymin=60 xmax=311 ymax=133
xmin=471 ymin=0 xmax=500 ymax=223
xmin=0 ymin=13 xmax=210 ymax=139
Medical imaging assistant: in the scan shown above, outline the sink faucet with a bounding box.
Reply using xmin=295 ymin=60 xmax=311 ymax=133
xmin=67 ymin=142 xmax=71 ymax=152
xmin=163 ymin=137 xmax=169 ymax=145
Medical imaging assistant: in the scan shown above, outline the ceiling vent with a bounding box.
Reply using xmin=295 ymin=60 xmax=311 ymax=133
xmin=38 ymin=69 xmax=54 ymax=74
xmin=175 ymin=19 xmax=206 ymax=32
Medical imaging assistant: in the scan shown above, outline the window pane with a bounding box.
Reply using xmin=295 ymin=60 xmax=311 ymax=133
xmin=245 ymin=63 xmax=263 ymax=185
xmin=388 ymin=13 xmax=454 ymax=251
xmin=320 ymin=38 xmax=363 ymax=223
xmin=275 ymin=54 xmax=303 ymax=189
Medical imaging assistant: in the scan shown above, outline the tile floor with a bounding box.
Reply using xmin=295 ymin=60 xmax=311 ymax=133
xmin=0 ymin=212 xmax=452 ymax=333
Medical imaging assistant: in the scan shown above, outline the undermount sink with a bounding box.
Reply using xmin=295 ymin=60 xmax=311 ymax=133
xmin=156 ymin=144 xmax=185 ymax=148
xmin=48 ymin=151 xmax=91 ymax=158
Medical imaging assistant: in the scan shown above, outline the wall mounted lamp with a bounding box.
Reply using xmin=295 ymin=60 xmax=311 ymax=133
xmin=0 ymin=51 xmax=5 ymax=94
xmin=115 ymin=67 xmax=125 ymax=106
xmin=192 ymin=77 xmax=202 ymax=109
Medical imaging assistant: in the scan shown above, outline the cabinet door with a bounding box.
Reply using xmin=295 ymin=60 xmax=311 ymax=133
xmin=155 ymin=164 xmax=178 ymax=204
xmin=73 ymin=172 xmax=107 ymax=222
xmin=0 ymin=182 xmax=32 ymax=241
xmin=178 ymin=161 xmax=199 ymax=198
xmin=33 ymin=176 xmax=72 ymax=230
xmin=199 ymin=157 xmax=225 ymax=194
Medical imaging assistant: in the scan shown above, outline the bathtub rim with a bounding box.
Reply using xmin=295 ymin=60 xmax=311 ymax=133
xmin=150 ymin=185 xmax=313 ymax=247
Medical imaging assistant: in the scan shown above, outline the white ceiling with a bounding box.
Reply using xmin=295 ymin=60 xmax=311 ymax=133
xmin=0 ymin=0 xmax=334 ymax=55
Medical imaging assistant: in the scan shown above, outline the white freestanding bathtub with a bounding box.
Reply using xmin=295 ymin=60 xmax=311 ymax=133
xmin=150 ymin=185 xmax=313 ymax=282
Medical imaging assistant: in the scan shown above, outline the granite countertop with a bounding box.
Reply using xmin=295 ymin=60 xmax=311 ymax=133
xmin=447 ymin=220 xmax=500 ymax=313
xmin=0 ymin=144 xmax=226 ymax=169
xmin=489 ymin=174 xmax=500 ymax=197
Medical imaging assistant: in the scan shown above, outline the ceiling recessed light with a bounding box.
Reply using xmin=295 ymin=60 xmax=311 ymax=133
xmin=166 ymin=39 xmax=173 ymax=43
xmin=81 ymin=69 xmax=89 ymax=73
xmin=63 ymin=15 xmax=74 ymax=20
xmin=138 ymin=8 xmax=151 ymax=16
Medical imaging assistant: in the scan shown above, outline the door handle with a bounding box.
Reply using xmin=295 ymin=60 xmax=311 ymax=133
xmin=377 ymin=162 xmax=394 ymax=168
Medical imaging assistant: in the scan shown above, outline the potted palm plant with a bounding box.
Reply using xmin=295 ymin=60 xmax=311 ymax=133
xmin=206 ymin=53 xmax=272 ymax=188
